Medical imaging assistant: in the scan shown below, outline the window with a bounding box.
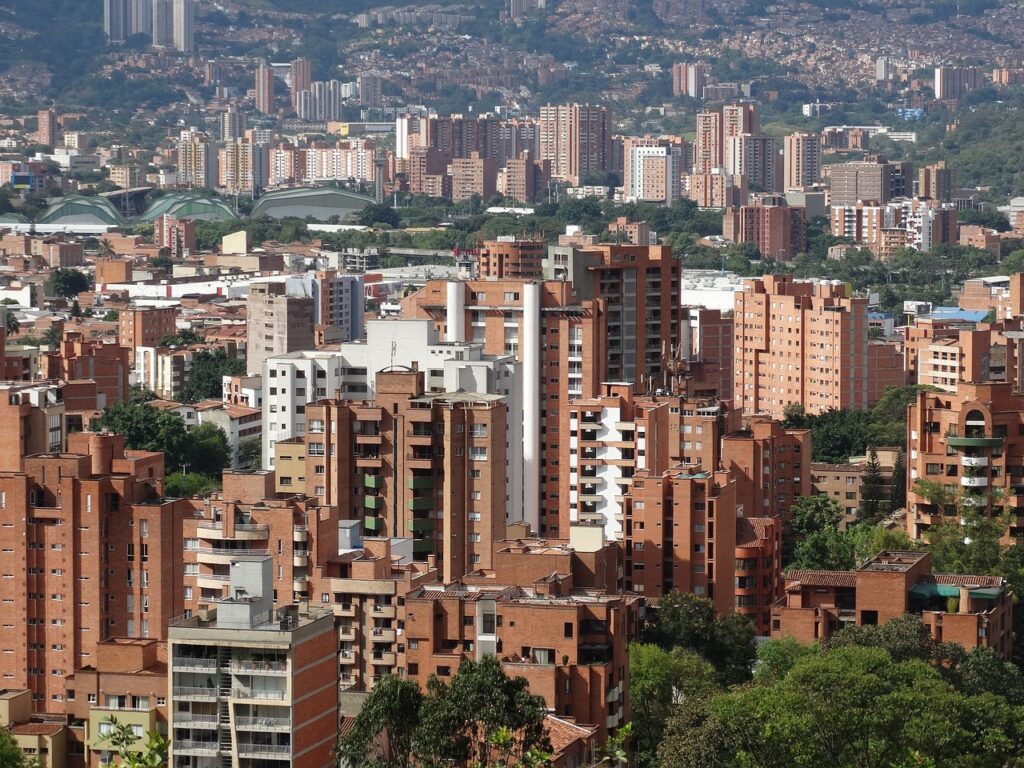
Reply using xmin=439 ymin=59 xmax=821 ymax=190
xmin=437 ymin=666 xmax=451 ymax=677
xmin=564 ymin=622 xmax=573 ymax=638
xmin=470 ymin=447 xmax=488 ymax=461
xmin=183 ymin=587 xmax=193 ymax=601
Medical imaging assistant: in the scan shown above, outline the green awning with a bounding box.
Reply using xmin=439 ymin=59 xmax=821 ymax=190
xmin=910 ymin=583 xmax=1001 ymax=600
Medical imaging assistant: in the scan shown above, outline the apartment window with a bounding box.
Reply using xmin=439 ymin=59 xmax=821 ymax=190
xmin=183 ymin=587 xmax=192 ymax=601
xmin=139 ymin=520 xmax=148 ymax=539
xmin=184 ymin=538 xmax=199 ymax=551
xmin=126 ymin=543 xmax=134 ymax=561
xmin=470 ymin=447 xmax=488 ymax=461
xmin=184 ymin=564 xmax=198 ymax=576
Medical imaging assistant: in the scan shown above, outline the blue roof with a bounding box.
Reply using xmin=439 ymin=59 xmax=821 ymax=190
xmin=923 ymin=307 xmax=989 ymax=322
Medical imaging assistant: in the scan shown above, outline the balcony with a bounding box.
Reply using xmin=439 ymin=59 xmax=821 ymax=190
xmin=172 ymin=657 xmax=217 ymax=672
xmin=293 ymin=551 xmax=309 ymax=567
xmin=408 ymin=518 xmax=434 ymax=533
xmin=339 ymin=651 xmax=357 ymax=665
xmin=228 ymin=659 xmax=288 ymax=675
xmin=408 ymin=476 xmax=435 ymax=490
xmin=947 ymin=436 xmax=1003 ymax=448
xmin=961 ymin=456 xmax=989 ymax=468
xmin=292 ymin=525 xmax=308 ymax=543
xmin=334 ymin=603 xmax=356 ymax=618
xmin=412 ymin=539 xmax=435 ymax=555
xmin=354 ymin=452 xmax=382 ymax=467
xmin=364 ymin=516 xmax=385 ymax=533
xmin=370 ymin=604 xmax=396 ymax=619
xmin=235 ymin=717 xmax=291 ymax=731
xmin=406 ymin=451 xmax=436 ymax=465
xmin=364 ymin=495 xmax=383 ymax=511
xmin=172 ymin=686 xmax=217 ymax=701
xmin=197 ymin=522 xmax=268 ymax=541
xmin=338 ymin=626 xmax=356 ymax=640
xmin=292 ymin=575 xmax=309 ymax=592
xmin=231 ymin=688 xmax=286 ymax=701
xmin=196 ymin=547 xmax=268 ymax=565
xmin=172 ymin=713 xmax=218 ymax=728
xmin=371 ymin=627 xmax=397 ymax=642
xmin=407 ymin=497 xmax=433 ymax=512
xmin=236 ymin=743 xmax=290 ymax=759
xmin=196 ymin=573 xmax=231 ymax=591
xmin=173 ymin=741 xmax=219 ymax=756
xmin=364 ymin=474 xmax=383 ymax=490
xmin=370 ymin=652 xmax=397 ymax=666
xmin=961 ymin=476 xmax=989 ymax=487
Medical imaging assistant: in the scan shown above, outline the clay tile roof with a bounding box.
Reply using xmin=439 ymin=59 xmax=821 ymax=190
xmin=545 ymin=715 xmax=597 ymax=755
xmin=736 ymin=517 xmax=774 ymax=548
xmin=10 ymin=722 xmax=65 ymax=736
xmin=784 ymin=570 xmax=858 ymax=588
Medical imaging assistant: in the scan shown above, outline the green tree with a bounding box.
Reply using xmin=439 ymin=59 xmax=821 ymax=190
xmin=925 ymin=511 xmax=1005 ymax=575
xmin=129 ymin=384 xmax=157 ymax=404
xmin=164 ymin=471 xmax=220 ymax=498
xmin=661 ymin=642 xmax=1023 ymax=768
xmin=753 ymin=637 xmax=820 ymax=684
xmin=179 ymin=350 xmax=245 ymax=404
xmin=4 ymin=308 xmax=19 ymax=335
xmin=790 ymin=495 xmax=843 ymax=537
xmin=640 ymin=591 xmax=757 ymax=686
xmin=890 ymin=448 xmax=907 ymax=510
xmin=858 ymin=449 xmax=886 ymax=524
xmin=159 ymin=329 xmax=204 ymax=347
xmin=0 ymin=725 xmax=29 ymax=768
xmin=237 ymin=437 xmax=261 ymax=470
xmin=629 ymin=643 xmax=718 ymax=766
xmin=357 ymin=203 xmax=401 ymax=228
xmin=413 ymin=656 xmax=549 ymax=767
xmin=335 ymin=674 xmax=423 ymax=768
xmin=97 ymin=716 xmax=170 ymax=768
xmin=788 ymin=526 xmax=856 ymax=571
xmin=41 ymin=325 xmax=62 ymax=348
xmin=185 ymin=423 xmax=231 ymax=475
xmin=45 ymin=268 xmax=91 ymax=298
xmin=92 ymin=403 xmax=191 ymax=471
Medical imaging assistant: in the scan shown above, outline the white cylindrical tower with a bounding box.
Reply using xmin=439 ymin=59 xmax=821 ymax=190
xmin=522 ymin=282 xmax=541 ymax=530
xmin=446 ymin=281 xmax=465 ymax=343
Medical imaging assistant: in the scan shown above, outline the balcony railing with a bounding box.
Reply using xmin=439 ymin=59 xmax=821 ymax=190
xmin=228 ymin=660 xmax=287 ymax=674
xmin=235 ymin=716 xmax=291 ymax=729
xmin=237 ymin=744 xmax=290 ymax=756
xmin=231 ymin=688 xmax=286 ymax=700
xmin=172 ymin=658 xmax=218 ymax=671
xmin=196 ymin=547 xmax=268 ymax=557
xmin=171 ymin=686 xmax=216 ymax=699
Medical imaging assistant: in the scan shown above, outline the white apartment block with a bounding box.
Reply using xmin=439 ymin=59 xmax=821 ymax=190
xmin=262 ymin=319 xmax=525 ymax=520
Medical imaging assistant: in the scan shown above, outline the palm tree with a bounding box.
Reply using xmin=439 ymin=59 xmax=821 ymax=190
xmin=4 ymin=309 xmax=18 ymax=336
xmin=42 ymin=326 xmax=62 ymax=349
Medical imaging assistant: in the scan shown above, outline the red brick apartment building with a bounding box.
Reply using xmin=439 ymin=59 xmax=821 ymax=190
xmin=273 ymin=370 xmax=509 ymax=584
xmin=906 ymin=382 xmax=1024 ymax=540
xmin=734 ymin=275 xmax=904 ymax=419
xmin=404 ymin=527 xmax=637 ymax=742
xmin=772 ymin=551 xmax=1012 ymax=659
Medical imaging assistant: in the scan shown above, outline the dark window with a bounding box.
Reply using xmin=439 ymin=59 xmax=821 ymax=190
xmin=860 ymin=610 xmax=878 ymax=626
xmin=564 ymin=622 xmax=574 ymax=638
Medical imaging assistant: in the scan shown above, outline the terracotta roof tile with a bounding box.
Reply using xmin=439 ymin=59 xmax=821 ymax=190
xmin=784 ymin=570 xmax=858 ymax=588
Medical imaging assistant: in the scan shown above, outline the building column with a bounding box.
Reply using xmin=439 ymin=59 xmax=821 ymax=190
xmin=445 ymin=281 xmax=465 ymax=343
xmin=522 ymin=282 xmax=541 ymax=531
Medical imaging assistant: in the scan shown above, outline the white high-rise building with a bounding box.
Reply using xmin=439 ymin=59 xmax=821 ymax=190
xmin=172 ymin=0 xmax=193 ymax=53
xmin=262 ymin=320 xmax=525 ymax=522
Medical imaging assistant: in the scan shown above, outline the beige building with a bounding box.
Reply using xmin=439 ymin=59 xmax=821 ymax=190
xmin=245 ymin=282 xmax=315 ymax=376
xmin=783 ymin=132 xmax=821 ymax=191
xmin=0 ymin=689 xmax=67 ymax=768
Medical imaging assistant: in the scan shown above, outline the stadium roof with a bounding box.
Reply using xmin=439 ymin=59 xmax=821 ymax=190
xmin=37 ymin=194 xmax=126 ymax=226
xmin=140 ymin=192 xmax=238 ymax=223
xmin=250 ymin=186 xmax=373 ymax=221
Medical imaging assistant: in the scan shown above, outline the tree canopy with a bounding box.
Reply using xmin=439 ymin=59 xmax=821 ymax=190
xmin=335 ymin=657 xmax=550 ymax=768
xmin=658 ymin=617 xmax=1024 ymax=768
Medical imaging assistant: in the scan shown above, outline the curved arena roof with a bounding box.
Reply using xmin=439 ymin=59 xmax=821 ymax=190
xmin=37 ymin=194 xmax=126 ymax=226
xmin=140 ymin=192 xmax=238 ymax=223
xmin=250 ymin=186 xmax=373 ymax=221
